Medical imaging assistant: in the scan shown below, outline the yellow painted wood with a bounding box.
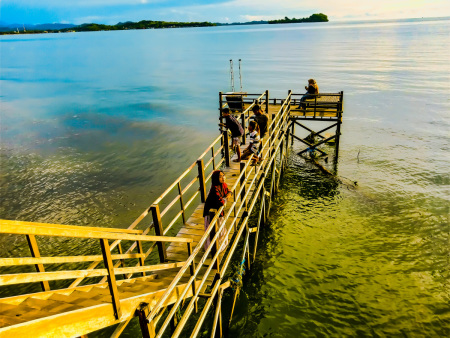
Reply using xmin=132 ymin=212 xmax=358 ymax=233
xmin=0 ymin=220 xmax=192 ymax=243
xmin=0 ymin=91 xmax=339 ymax=336
xmin=0 ymin=279 xmax=204 ymax=337
xmin=0 ymin=261 xmax=186 ymax=286
xmin=3 ymin=220 xmax=144 ymax=234
xmin=0 ymin=276 xmax=155 ymax=305
xmin=0 ymin=253 xmax=145 ymax=266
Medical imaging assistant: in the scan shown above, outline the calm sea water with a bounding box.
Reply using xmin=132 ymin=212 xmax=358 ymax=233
xmin=1 ymin=18 xmax=449 ymax=337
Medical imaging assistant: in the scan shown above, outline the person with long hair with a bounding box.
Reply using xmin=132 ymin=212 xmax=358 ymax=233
xmin=203 ymin=170 xmax=232 ymax=252
xmin=299 ymin=78 xmax=319 ymax=108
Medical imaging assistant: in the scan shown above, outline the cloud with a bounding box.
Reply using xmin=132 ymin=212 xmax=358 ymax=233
xmin=1 ymin=0 xmax=449 ymax=25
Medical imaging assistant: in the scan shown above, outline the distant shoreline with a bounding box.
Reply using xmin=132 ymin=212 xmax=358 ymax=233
xmin=0 ymin=13 xmax=328 ymax=36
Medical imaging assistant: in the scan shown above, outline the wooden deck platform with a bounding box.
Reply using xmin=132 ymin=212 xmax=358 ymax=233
xmin=0 ymin=90 xmax=343 ymax=337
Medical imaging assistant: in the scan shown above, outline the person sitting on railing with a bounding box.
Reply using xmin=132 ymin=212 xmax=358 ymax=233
xmin=219 ymin=108 xmax=244 ymax=163
xmin=203 ymin=170 xmax=233 ymax=252
xmin=251 ymin=104 xmax=268 ymax=138
xmin=299 ymin=79 xmax=319 ymax=108
xmin=241 ymin=120 xmax=261 ymax=165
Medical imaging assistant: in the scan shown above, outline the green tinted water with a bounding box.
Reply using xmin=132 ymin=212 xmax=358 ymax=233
xmin=1 ymin=18 xmax=449 ymax=336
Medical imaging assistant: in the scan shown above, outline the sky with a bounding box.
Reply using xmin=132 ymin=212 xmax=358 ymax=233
xmin=1 ymin=0 xmax=450 ymax=25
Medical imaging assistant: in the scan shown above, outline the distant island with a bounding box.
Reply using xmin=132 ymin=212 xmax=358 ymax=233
xmin=216 ymin=14 xmax=328 ymax=26
xmin=268 ymin=13 xmax=328 ymax=24
xmin=0 ymin=14 xmax=328 ymax=35
xmin=0 ymin=20 xmax=215 ymax=34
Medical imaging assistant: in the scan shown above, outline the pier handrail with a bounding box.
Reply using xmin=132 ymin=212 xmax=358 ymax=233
xmin=90 ymin=92 xmax=270 ymax=275
xmin=68 ymin=133 xmax=226 ymax=287
xmin=0 ymin=219 xmax=192 ymax=320
xmin=0 ymin=88 xmax=343 ymax=337
xmin=144 ymin=91 xmax=292 ymax=336
xmin=0 ymin=220 xmax=192 ymax=243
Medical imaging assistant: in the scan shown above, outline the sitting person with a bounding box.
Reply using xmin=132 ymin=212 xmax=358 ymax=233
xmin=241 ymin=120 xmax=261 ymax=165
xmin=203 ymin=170 xmax=232 ymax=252
xmin=299 ymin=79 xmax=319 ymax=108
xmin=251 ymin=104 xmax=268 ymax=139
xmin=219 ymin=108 xmax=244 ymax=163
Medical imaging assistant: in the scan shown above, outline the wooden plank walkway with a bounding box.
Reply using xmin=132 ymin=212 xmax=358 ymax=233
xmin=166 ymin=137 xmax=263 ymax=263
xmin=0 ymin=91 xmax=343 ymax=337
xmin=246 ymin=102 xmax=340 ymax=119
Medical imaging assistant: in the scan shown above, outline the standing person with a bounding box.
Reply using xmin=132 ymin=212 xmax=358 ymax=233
xmin=241 ymin=120 xmax=261 ymax=164
xmin=251 ymin=104 xmax=268 ymax=138
xmin=203 ymin=170 xmax=233 ymax=252
xmin=299 ymin=79 xmax=319 ymax=108
xmin=219 ymin=108 xmax=244 ymax=163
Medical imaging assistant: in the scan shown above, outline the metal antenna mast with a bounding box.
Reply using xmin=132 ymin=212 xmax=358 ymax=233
xmin=238 ymin=59 xmax=243 ymax=92
xmin=229 ymin=59 xmax=235 ymax=92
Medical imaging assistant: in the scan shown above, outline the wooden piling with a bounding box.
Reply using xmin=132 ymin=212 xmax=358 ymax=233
xmin=26 ymin=235 xmax=50 ymax=292
xmin=150 ymin=204 xmax=167 ymax=263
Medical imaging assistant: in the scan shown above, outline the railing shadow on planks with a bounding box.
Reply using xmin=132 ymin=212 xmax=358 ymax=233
xmin=0 ymin=89 xmax=341 ymax=337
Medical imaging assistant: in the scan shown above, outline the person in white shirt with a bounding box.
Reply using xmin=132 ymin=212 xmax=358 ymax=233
xmin=241 ymin=120 xmax=260 ymax=164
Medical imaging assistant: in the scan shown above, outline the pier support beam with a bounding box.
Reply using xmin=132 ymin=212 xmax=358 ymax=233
xmin=197 ymin=159 xmax=207 ymax=203
xmin=150 ymin=204 xmax=167 ymax=263
xmin=100 ymin=239 xmax=122 ymax=320
xmin=223 ymin=131 xmax=230 ymax=167
xmin=137 ymin=303 xmax=155 ymax=338
xmin=26 ymin=235 xmax=50 ymax=292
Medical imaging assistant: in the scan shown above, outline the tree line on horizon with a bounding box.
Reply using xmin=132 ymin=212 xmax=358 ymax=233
xmin=268 ymin=13 xmax=328 ymax=24
xmin=0 ymin=14 xmax=328 ymax=35
xmin=0 ymin=20 xmax=216 ymax=34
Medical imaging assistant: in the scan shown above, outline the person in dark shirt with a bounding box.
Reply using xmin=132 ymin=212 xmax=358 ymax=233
xmin=299 ymin=79 xmax=319 ymax=108
xmin=219 ymin=108 xmax=244 ymax=162
xmin=251 ymin=104 xmax=268 ymax=138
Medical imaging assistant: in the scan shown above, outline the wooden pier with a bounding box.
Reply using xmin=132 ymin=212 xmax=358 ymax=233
xmin=0 ymin=90 xmax=343 ymax=337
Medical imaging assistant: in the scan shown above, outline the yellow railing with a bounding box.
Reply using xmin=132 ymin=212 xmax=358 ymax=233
xmin=0 ymin=90 xmax=297 ymax=337
xmin=140 ymin=91 xmax=293 ymax=337
xmin=0 ymin=219 xmax=192 ymax=320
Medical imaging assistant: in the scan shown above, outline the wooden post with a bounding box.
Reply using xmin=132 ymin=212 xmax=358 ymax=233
xmin=177 ymin=182 xmax=186 ymax=224
xmin=219 ymin=91 xmax=223 ymax=115
xmin=291 ymin=119 xmax=295 ymax=145
xmin=137 ymin=303 xmax=154 ymax=338
xmin=100 ymin=238 xmax=122 ymax=319
xmin=241 ymin=112 xmax=246 ymax=145
xmin=265 ymin=89 xmax=269 ymax=119
xmin=269 ymin=159 xmax=276 ymax=207
xmin=197 ymin=159 xmax=206 ymax=203
xmin=26 ymin=235 xmax=50 ymax=292
xmin=335 ymin=110 xmax=342 ymax=162
xmin=209 ymin=209 xmax=221 ymax=277
xmin=334 ymin=91 xmax=344 ymax=163
xmin=212 ymin=288 xmax=223 ymax=338
xmin=273 ymin=150 xmax=279 ymax=195
xmin=270 ymin=112 xmax=276 ymax=155
xmin=211 ymin=146 xmax=216 ymax=170
xmin=339 ymin=91 xmax=344 ymax=112
xmin=167 ymin=304 xmax=177 ymax=333
xmin=136 ymin=240 xmax=146 ymax=277
xmin=117 ymin=243 xmax=127 ymax=280
xmin=253 ymin=181 xmax=265 ymax=262
xmin=187 ymin=242 xmax=198 ymax=313
xmin=314 ymin=94 xmax=317 ymax=117
xmin=223 ymin=130 xmax=230 ymax=167
xmin=150 ymin=204 xmax=167 ymax=263
xmin=240 ymin=162 xmax=247 ymax=210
